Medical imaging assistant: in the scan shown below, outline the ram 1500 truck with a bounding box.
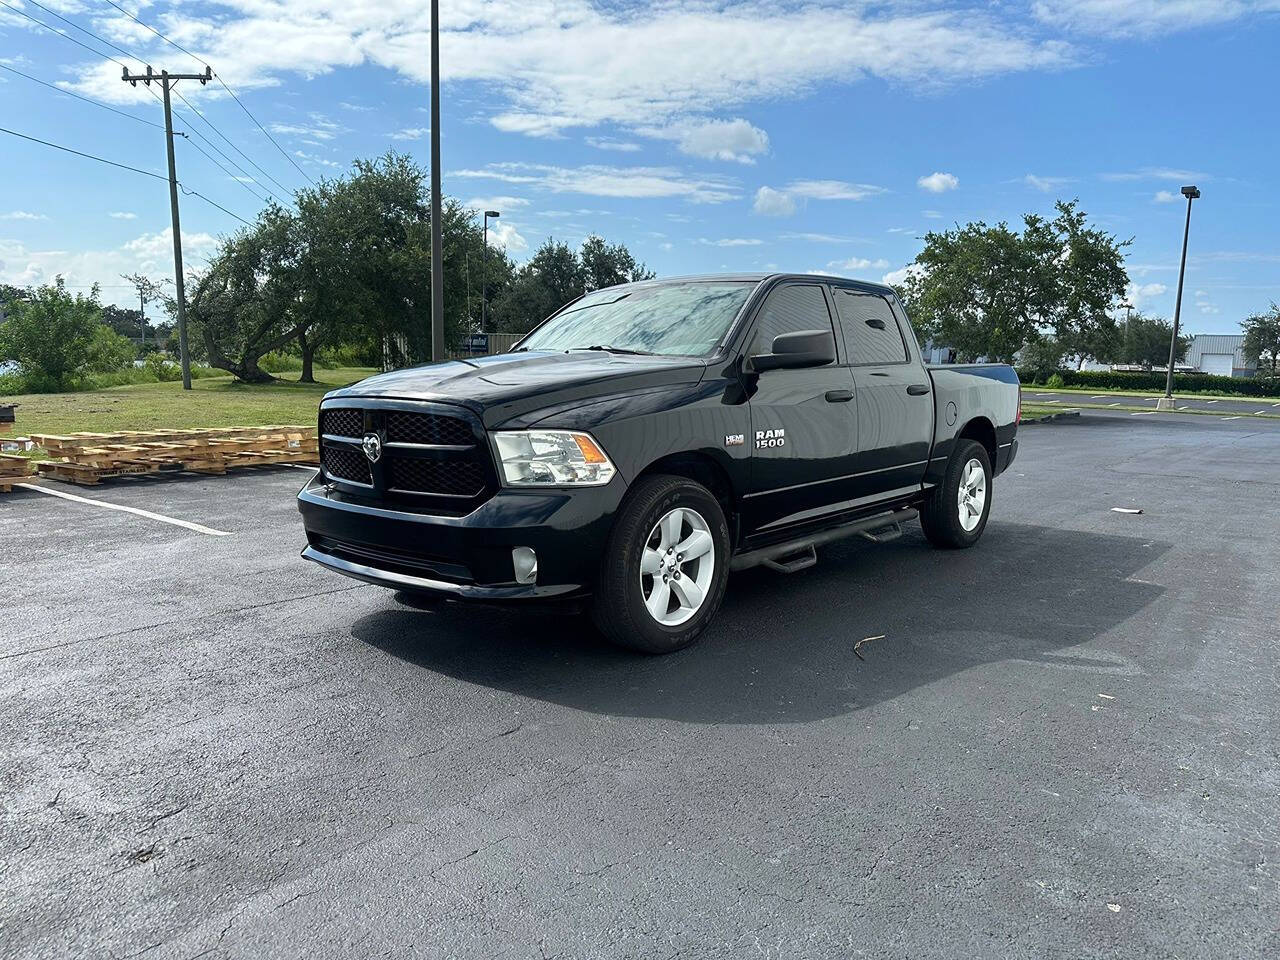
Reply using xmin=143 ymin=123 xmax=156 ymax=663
xmin=298 ymin=274 xmax=1020 ymax=653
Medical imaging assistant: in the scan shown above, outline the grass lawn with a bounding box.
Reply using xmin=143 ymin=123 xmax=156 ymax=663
xmin=4 ymin=367 xmax=376 ymax=437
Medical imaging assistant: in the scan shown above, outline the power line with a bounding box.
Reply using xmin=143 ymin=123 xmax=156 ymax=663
xmin=173 ymin=88 xmax=297 ymax=198
xmin=175 ymin=124 xmax=291 ymax=206
xmin=0 ymin=125 xmax=250 ymax=225
xmin=22 ymin=0 xmax=144 ymax=63
xmin=0 ymin=61 xmax=162 ymax=129
xmin=99 ymin=0 xmax=207 ymax=69
xmin=0 ymin=0 xmax=132 ymax=68
xmin=211 ymin=75 xmax=316 ymax=187
xmin=177 ymin=132 xmax=272 ymax=206
xmin=93 ymin=0 xmax=315 ymax=189
xmin=179 ymin=184 xmax=251 ymax=226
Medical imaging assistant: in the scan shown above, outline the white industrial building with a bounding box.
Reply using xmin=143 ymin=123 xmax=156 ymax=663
xmin=1186 ymin=334 xmax=1255 ymax=378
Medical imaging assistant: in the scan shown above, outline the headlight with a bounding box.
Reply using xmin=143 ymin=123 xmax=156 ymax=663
xmin=493 ymin=430 xmax=616 ymax=486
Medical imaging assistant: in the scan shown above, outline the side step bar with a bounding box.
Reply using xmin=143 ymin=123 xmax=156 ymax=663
xmin=729 ymin=507 xmax=919 ymax=573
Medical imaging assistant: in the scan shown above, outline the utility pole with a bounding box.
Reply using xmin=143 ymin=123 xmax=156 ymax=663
xmin=123 ymin=64 xmax=211 ymax=389
xmin=429 ymin=0 xmax=444 ymax=362
xmin=483 ymin=210 xmax=500 ymax=333
xmin=1158 ymin=185 xmax=1200 ymax=409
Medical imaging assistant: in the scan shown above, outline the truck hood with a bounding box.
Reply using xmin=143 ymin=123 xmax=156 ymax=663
xmin=327 ymin=350 xmax=708 ymax=425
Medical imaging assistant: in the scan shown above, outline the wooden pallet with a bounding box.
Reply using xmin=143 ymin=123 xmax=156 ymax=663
xmin=31 ymin=425 xmax=319 ymax=486
xmin=0 ymin=454 xmax=33 ymax=492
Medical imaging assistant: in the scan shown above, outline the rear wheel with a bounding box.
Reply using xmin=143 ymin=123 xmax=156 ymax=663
xmin=920 ymin=439 xmax=992 ymax=548
xmin=593 ymin=474 xmax=730 ymax=654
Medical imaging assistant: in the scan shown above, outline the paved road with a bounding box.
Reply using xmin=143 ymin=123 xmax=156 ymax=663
xmin=2 ymin=419 xmax=1278 ymax=959
xmin=1026 ymin=388 xmax=1280 ymax=416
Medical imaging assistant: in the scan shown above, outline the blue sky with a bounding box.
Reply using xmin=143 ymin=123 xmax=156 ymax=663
xmin=1 ymin=0 xmax=1278 ymax=335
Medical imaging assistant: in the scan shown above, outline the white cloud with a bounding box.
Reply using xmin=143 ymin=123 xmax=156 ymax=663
xmin=1127 ymin=281 xmax=1168 ymax=309
xmin=643 ymin=118 xmax=769 ymax=164
xmin=1023 ymin=173 xmax=1074 ymax=191
xmin=294 ymin=150 xmax=340 ymax=169
xmin=62 ymin=1 xmax=1076 ymax=159
xmin=782 ymin=233 xmax=862 ymax=243
xmin=917 ymin=171 xmax=959 ymax=193
xmin=1194 ymin=289 xmax=1220 ymax=315
xmin=585 ymin=137 xmax=641 ymax=152
xmin=923 ymin=210 xmax=944 ymax=219
xmin=1101 ymin=167 xmax=1209 ymax=182
xmin=453 ymin=162 xmax=739 ymax=204
xmin=1153 ymin=190 xmax=1178 ymax=203
xmin=0 ymin=229 xmax=216 ymax=303
xmin=882 ymin=264 xmax=923 ymax=287
xmin=699 ymin=238 xmax=764 ymax=247
xmin=1032 ymin=0 xmax=1279 ymax=37
xmin=268 ymin=116 xmax=344 ymax=142
xmin=388 ymin=127 xmax=429 ymax=141
xmin=109 ymin=211 xmax=138 ymax=220
xmin=487 ymin=222 xmax=528 ymax=253
xmin=788 ymin=180 xmax=885 ymax=201
xmin=828 ymin=256 xmax=890 ymax=270
xmin=1 ymin=211 xmax=47 ymax=221
xmin=464 ymin=196 xmax=530 ymax=213
xmin=752 ymin=186 xmax=797 ymax=217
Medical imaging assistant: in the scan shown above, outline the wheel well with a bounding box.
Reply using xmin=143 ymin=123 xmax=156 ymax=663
xmin=636 ymin=451 xmax=736 ymax=523
xmin=957 ymin=416 xmax=997 ymax=465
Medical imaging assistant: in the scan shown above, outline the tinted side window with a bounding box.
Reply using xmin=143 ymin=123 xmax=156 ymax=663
xmin=832 ymin=289 xmax=908 ymax=364
xmin=751 ymin=284 xmax=833 ymax=354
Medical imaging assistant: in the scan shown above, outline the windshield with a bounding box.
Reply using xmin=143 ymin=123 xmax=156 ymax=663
xmin=518 ymin=281 xmax=757 ymax=357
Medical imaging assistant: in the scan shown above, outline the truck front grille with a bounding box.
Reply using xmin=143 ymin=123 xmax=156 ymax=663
xmin=322 ymin=445 xmax=372 ymax=485
xmin=318 ymin=402 xmax=496 ymax=513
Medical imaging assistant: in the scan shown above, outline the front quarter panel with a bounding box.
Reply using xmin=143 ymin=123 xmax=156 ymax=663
xmin=524 ymin=369 xmax=753 ymax=500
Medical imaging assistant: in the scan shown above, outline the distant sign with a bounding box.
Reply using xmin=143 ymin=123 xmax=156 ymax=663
xmin=463 ymin=333 xmax=490 ymax=355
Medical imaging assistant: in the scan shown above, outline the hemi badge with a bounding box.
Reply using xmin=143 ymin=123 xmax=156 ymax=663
xmin=724 ymin=434 xmax=744 ymax=447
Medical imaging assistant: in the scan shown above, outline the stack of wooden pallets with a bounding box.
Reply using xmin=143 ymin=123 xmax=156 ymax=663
xmin=31 ymin=425 xmax=319 ymax=486
xmin=0 ymin=454 xmax=33 ymax=493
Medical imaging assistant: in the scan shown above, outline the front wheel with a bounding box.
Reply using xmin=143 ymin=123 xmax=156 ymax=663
xmin=920 ymin=439 xmax=992 ymax=548
xmin=593 ymin=474 xmax=731 ymax=654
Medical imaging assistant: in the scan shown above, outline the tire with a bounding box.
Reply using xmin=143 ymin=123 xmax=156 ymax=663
xmin=920 ymin=439 xmax=992 ymax=549
xmin=592 ymin=474 xmax=731 ymax=654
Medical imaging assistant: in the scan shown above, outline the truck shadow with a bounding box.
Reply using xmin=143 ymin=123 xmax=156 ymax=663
xmin=351 ymin=522 xmax=1170 ymax=724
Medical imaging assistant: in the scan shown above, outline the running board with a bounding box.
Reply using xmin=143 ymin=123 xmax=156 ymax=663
xmin=729 ymin=508 xmax=919 ymax=573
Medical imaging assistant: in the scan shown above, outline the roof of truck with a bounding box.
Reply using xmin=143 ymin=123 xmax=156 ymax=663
xmin=613 ymin=273 xmax=899 ymax=296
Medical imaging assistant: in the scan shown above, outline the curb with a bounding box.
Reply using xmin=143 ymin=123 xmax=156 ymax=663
xmin=1022 ymin=410 xmax=1082 ymax=425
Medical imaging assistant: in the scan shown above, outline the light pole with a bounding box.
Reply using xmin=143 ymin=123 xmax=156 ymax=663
xmin=482 ymin=210 xmax=499 ymax=332
xmin=1118 ymin=300 xmax=1134 ymax=366
xmin=428 ymin=0 xmax=444 ymax=362
xmin=1158 ymin=185 xmax=1200 ymax=409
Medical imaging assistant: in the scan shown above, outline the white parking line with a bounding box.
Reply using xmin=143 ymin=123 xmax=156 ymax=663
xmin=1205 ymin=399 xmax=1219 ymax=404
xmin=1090 ymin=395 xmax=1111 ymax=400
xmin=1220 ymin=416 xmax=1240 ymax=421
xmin=15 ymin=483 xmax=232 ymax=536
xmin=1131 ymin=411 xmax=1158 ymax=416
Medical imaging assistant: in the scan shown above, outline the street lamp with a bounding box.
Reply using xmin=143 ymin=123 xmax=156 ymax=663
xmin=482 ymin=210 xmax=500 ymax=332
xmin=1157 ymin=184 xmax=1200 ymax=409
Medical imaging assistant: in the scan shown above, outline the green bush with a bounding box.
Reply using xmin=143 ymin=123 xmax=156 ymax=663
xmin=1014 ymin=367 xmax=1280 ymax=397
xmin=1045 ymin=373 xmax=1065 ymax=389
xmin=144 ymin=352 xmax=182 ymax=382
xmin=259 ymin=351 xmax=303 ymax=373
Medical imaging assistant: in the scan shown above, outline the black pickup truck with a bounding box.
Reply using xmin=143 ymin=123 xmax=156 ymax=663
xmin=298 ymin=274 xmax=1020 ymax=653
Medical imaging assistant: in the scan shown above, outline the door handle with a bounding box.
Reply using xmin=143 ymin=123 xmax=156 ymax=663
xmin=906 ymin=384 xmax=931 ymax=396
xmin=825 ymin=389 xmax=854 ymax=403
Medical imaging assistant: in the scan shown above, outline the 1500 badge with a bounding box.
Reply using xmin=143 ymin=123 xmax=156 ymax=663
xmin=756 ymin=428 xmax=786 ymax=449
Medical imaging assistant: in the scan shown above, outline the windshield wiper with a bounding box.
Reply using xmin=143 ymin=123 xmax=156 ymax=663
xmin=567 ymin=344 xmax=654 ymax=356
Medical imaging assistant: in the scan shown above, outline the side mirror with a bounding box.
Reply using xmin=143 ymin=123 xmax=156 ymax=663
xmin=751 ymin=329 xmax=836 ymax=372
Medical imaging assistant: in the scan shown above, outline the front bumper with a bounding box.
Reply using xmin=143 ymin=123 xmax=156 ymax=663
xmin=297 ymin=474 xmax=623 ymax=601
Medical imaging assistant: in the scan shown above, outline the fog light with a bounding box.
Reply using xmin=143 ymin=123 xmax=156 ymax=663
xmin=512 ymin=546 xmax=538 ymax=585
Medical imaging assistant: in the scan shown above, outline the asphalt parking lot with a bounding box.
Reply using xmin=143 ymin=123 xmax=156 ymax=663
xmin=1025 ymin=389 xmax=1280 ymax=416
xmin=3 ymin=415 xmax=1278 ymax=959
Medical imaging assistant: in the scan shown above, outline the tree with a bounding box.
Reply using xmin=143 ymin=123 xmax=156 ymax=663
xmin=0 ymin=277 xmax=130 ymax=389
xmin=1115 ymin=313 xmax=1189 ymax=369
xmin=121 ymin=273 xmax=170 ymax=352
xmin=490 ymin=236 xmax=653 ymax=335
xmin=901 ymin=200 xmax=1129 ymax=364
xmin=1048 ymin=200 xmax=1131 ymax=366
xmin=1241 ymin=303 xmax=1280 ymax=371
xmin=580 ymin=235 xmax=654 ymax=291
xmin=187 ymin=203 xmax=304 ymax=383
xmin=1019 ymin=337 xmax=1067 ymax=381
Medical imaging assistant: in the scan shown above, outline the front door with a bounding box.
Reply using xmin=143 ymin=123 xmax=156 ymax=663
xmin=830 ymin=286 xmax=933 ymax=500
xmin=741 ymin=282 xmax=860 ymax=538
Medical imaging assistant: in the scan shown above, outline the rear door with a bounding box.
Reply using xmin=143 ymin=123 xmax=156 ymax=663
xmin=741 ymin=282 xmax=860 ymax=537
xmin=830 ymin=286 xmax=933 ymax=501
